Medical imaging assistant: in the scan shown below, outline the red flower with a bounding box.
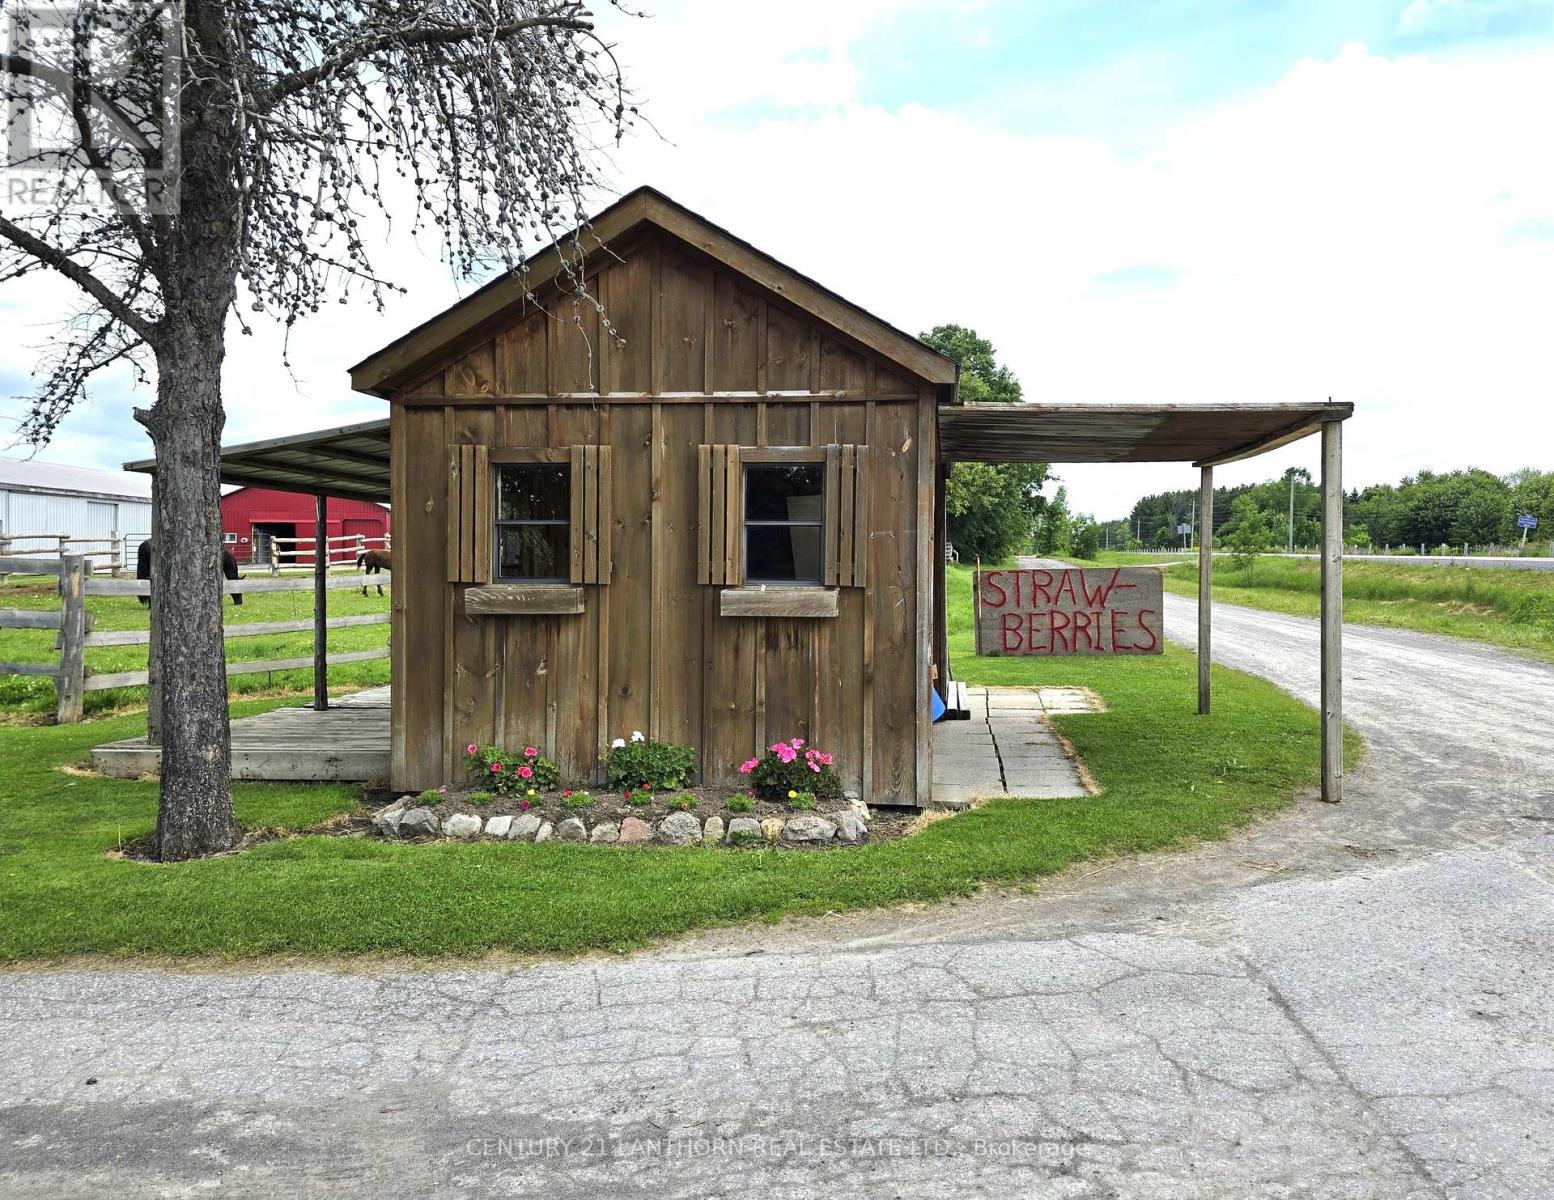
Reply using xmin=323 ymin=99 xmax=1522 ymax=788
xmin=524 ymin=746 xmax=538 ymax=757
xmin=490 ymin=762 xmax=503 ymax=773
xmin=563 ymin=789 xmax=573 ymax=798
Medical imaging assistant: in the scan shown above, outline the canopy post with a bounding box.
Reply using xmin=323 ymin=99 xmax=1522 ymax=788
xmin=1197 ymin=466 xmax=1213 ymax=714
xmin=313 ymin=492 xmax=329 ymax=712
xmin=1320 ymin=420 xmax=1343 ymax=802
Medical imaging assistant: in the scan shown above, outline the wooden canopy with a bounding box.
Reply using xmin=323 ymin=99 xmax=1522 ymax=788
xmin=126 ymin=418 xmax=390 ymax=503
xmin=938 ymin=401 xmax=1354 ymax=466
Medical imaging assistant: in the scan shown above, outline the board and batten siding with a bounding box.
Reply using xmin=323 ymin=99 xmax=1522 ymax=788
xmin=388 ymin=230 xmax=936 ymax=805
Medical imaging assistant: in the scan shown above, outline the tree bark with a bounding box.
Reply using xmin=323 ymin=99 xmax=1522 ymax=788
xmin=147 ymin=315 xmax=237 ymax=860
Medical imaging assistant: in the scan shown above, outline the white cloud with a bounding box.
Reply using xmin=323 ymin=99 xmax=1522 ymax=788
xmin=4 ymin=8 xmax=1552 ymax=524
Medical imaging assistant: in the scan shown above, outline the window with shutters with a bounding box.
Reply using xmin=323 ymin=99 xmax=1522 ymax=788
xmin=744 ymin=462 xmax=825 ymax=585
xmin=494 ymin=463 xmax=570 ymax=582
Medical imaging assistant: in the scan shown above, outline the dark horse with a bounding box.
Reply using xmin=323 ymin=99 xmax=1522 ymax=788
xmin=357 ymin=549 xmax=392 ymax=596
xmin=136 ymin=540 xmax=243 ymax=606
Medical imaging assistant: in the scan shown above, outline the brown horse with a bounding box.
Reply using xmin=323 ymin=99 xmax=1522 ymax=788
xmin=357 ymin=549 xmax=392 ymax=596
xmin=136 ymin=540 xmax=243 ymax=606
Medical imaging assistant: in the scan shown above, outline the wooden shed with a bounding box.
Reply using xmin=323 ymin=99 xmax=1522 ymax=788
xmin=350 ymin=187 xmax=955 ymax=803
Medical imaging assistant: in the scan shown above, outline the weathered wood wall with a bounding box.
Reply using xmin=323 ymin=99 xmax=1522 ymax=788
xmin=389 ymin=230 xmax=936 ymax=804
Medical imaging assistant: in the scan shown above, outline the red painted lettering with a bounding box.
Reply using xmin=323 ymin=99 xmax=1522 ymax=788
xmin=1134 ymin=610 xmax=1159 ymax=652
xmin=1050 ymin=608 xmax=1071 ymax=653
xmin=1110 ymin=608 xmax=1133 ymax=652
xmin=1001 ymin=611 xmax=1023 ymax=652
xmin=1029 ymin=570 xmax=1053 ymax=608
xmin=983 ymin=571 xmax=1007 ymax=608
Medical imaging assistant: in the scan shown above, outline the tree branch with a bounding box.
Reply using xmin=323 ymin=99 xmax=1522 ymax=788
xmin=0 ymin=53 xmax=159 ymax=157
xmin=0 ymin=215 xmax=158 ymax=344
xmin=258 ymin=9 xmax=592 ymax=108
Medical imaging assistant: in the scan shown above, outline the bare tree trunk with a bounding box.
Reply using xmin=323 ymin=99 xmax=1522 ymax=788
xmin=146 ymin=315 xmax=237 ymax=860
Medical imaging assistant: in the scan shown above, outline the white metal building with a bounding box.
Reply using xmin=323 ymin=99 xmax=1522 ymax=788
xmin=0 ymin=457 xmax=154 ymax=569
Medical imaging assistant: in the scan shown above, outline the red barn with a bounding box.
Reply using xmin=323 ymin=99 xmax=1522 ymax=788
xmin=220 ymin=486 xmax=391 ymax=566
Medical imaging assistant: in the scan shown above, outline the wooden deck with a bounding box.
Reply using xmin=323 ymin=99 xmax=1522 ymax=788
xmin=90 ymin=687 xmax=390 ymax=782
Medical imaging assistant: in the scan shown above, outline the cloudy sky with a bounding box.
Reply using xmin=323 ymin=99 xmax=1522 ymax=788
xmin=4 ymin=0 xmax=1553 ymax=519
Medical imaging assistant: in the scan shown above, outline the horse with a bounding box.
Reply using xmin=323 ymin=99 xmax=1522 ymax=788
xmin=357 ymin=548 xmax=392 ymax=596
xmin=136 ymin=540 xmax=243 ymax=606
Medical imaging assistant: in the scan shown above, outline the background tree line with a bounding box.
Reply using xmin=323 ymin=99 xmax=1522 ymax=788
xmin=1105 ymin=466 xmax=1553 ymax=552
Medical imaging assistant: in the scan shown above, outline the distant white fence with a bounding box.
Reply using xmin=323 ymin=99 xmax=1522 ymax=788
xmin=0 ymin=532 xmax=135 ymax=577
xmin=265 ymin=532 xmax=391 ymax=574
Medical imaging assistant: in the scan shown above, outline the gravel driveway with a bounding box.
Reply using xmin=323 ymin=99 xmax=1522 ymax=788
xmin=3 ymin=599 xmax=1551 ymax=1198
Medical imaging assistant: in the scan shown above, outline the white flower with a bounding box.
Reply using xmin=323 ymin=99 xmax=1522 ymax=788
xmin=610 ymin=737 xmax=626 ymax=749
xmin=630 ymin=730 xmax=646 ymax=743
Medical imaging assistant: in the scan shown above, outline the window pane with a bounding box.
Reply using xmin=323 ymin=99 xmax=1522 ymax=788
xmin=497 ymin=464 xmax=569 ymax=521
xmin=498 ymin=524 xmax=569 ymax=580
xmin=745 ymin=463 xmax=824 ymax=522
xmin=746 ymin=524 xmax=823 ymax=583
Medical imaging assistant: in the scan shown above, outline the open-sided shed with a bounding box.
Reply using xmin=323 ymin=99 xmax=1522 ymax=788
xmin=127 ymin=187 xmax=1351 ymax=804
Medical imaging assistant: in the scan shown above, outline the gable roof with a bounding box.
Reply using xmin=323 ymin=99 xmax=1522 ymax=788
xmin=349 ymin=186 xmax=958 ymax=397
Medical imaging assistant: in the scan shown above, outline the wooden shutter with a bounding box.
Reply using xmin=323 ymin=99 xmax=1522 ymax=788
xmin=446 ymin=443 xmax=491 ymax=584
xmin=824 ymin=443 xmax=869 ymax=587
xmin=569 ymin=444 xmax=612 ymax=585
xmin=697 ymin=444 xmax=743 ymax=585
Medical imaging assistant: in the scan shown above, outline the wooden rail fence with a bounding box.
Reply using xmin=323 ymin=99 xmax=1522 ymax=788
xmin=265 ymin=532 xmax=391 ymax=574
xmin=0 ymin=553 xmax=389 ymax=723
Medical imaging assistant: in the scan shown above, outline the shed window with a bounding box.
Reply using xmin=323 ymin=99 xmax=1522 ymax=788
xmin=744 ymin=462 xmax=825 ymax=584
xmin=495 ymin=463 xmax=570 ymax=582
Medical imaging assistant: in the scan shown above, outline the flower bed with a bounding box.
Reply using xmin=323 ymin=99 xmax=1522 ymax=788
xmin=366 ymin=785 xmax=916 ymax=848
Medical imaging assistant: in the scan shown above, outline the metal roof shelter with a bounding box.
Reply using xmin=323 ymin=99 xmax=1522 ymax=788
xmin=937 ymin=398 xmax=1353 ymax=804
xmin=126 ymin=418 xmax=390 ymax=504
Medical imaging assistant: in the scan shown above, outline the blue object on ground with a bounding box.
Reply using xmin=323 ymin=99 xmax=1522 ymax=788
xmin=930 ymin=687 xmax=946 ymax=723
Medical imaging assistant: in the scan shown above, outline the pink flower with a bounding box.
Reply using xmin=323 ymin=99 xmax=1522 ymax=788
xmin=808 ymin=761 xmax=820 ymax=773
xmin=465 ymin=743 xmax=478 ymax=755
xmin=437 ymin=785 xmax=447 ymax=793
xmin=519 ymin=798 xmax=532 ymax=810
xmin=739 ymin=758 xmax=758 ymax=774
xmin=490 ymin=762 xmax=503 ymax=773
xmin=770 ymin=743 xmax=786 ymax=754
xmin=820 ymin=753 xmax=833 ymax=766
xmin=517 ymin=765 xmax=533 ymax=779
xmin=791 ymin=738 xmax=804 ymax=749
xmin=524 ymin=746 xmax=538 ymax=758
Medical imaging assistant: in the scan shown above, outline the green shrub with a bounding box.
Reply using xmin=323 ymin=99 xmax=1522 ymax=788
xmin=786 ymin=791 xmax=816 ymax=810
xmin=726 ymin=793 xmax=754 ymax=813
xmin=561 ymin=789 xmax=594 ymax=809
xmin=623 ymin=787 xmax=653 ymax=807
xmin=604 ymin=732 xmax=696 ymax=791
xmin=467 ymin=790 xmax=494 ymax=805
xmin=665 ymin=792 xmax=697 ymax=812
xmin=417 ymin=788 xmax=446 ymax=803
xmin=740 ymin=737 xmax=842 ymax=802
xmin=463 ymin=742 xmax=560 ymax=795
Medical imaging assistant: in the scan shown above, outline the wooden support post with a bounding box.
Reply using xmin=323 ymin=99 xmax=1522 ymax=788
xmin=146 ymin=480 xmax=162 ymax=744
xmin=1197 ymin=466 xmax=1213 ymax=714
xmin=56 ymin=554 xmax=86 ymax=724
xmin=1320 ymin=420 xmax=1344 ymax=803
xmin=313 ymin=493 xmax=329 ymax=711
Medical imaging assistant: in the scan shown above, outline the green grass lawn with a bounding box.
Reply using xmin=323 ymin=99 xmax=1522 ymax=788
xmin=1117 ymin=556 xmax=1554 ymax=663
xmin=0 ymin=574 xmax=392 ymax=717
xmin=0 ymin=564 xmax=1349 ymax=961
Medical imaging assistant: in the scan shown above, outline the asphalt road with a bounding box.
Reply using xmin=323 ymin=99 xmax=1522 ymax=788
xmin=3 ymin=601 xmax=1552 ymax=1197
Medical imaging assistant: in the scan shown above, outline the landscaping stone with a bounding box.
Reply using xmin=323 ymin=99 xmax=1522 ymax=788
xmin=508 ymin=813 xmax=542 ymax=840
xmin=618 ymin=816 xmax=653 ymax=844
xmin=484 ymin=815 xmax=513 ymax=839
xmin=534 ymin=821 xmax=554 ymax=843
xmin=657 ymin=812 xmax=702 ymax=845
xmin=726 ymin=817 xmax=762 ymax=843
xmin=372 ymin=802 xmax=407 ymax=836
xmin=782 ymin=814 xmax=837 ymax=844
xmin=761 ymin=817 xmax=784 ymax=843
xmin=701 ymin=815 xmax=724 ymax=843
xmin=556 ymin=817 xmax=586 ymax=842
xmin=397 ymin=807 xmax=439 ymax=836
xmin=590 ymin=821 xmax=620 ymax=844
xmin=835 ymin=811 xmax=868 ymax=843
xmin=443 ymin=813 xmax=482 ymax=840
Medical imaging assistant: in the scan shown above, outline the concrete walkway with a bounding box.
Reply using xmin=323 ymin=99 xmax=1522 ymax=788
xmin=931 ymin=686 xmax=1092 ymax=805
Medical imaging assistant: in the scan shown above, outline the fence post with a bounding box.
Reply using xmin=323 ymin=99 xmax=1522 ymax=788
xmin=0 ymin=534 xmax=9 ymax=584
xmin=56 ymin=554 xmax=87 ymax=724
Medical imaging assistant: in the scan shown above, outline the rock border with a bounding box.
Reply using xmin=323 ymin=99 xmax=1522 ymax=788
xmin=372 ymin=797 xmax=870 ymax=848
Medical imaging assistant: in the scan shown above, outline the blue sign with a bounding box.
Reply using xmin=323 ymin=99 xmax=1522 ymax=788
xmin=1518 ymin=514 xmax=1539 ymax=530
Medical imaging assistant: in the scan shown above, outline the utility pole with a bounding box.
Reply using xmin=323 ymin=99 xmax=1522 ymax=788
xmin=1288 ymin=474 xmax=1296 ymax=552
